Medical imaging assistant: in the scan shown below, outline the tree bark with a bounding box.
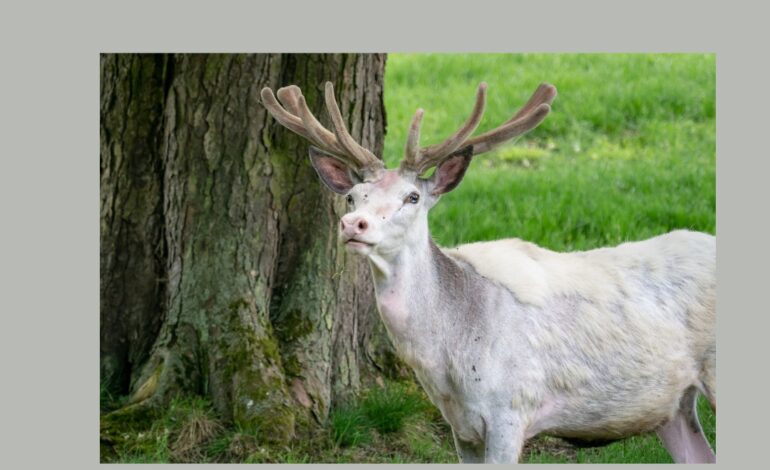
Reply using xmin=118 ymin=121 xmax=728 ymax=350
xmin=100 ymin=54 xmax=168 ymax=394
xmin=100 ymin=53 xmax=403 ymax=442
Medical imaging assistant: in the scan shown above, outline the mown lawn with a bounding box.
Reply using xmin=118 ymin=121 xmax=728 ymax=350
xmin=384 ymin=53 xmax=715 ymax=251
xmin=103 ymin=53 xmax=716 ymax=463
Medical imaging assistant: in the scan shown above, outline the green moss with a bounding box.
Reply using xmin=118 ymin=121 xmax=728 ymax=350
xmin=257 ymin=336 xmax=281 ymax=364
xmin=255 ymin=407 xmax=296 ymax=444
xmin=204 ymin=56 xmax=224 ymax=83
xmin=101 ymin=395 xmax=226 ymax=463
xmin=222 ymin=298 xmax=284 ymax=374
xmin=282 ymin=354 xmax=302 ymax=377
xmin=219 ymin=300 xmax=297 ymax=443
xmin=229 ymin=366 xmax=295 ymax=444
xmin=228 ymin=298 xmax=250 ymax=313
xmin=102 ymin=403 xmax=159 ymax=432
xmin=275 ymin=308 xmax=314 ymax=342
xmin=101 ymin=402 xmax=163 ymax=458
xmin=220 ymin=298 xmax=261 ymax=379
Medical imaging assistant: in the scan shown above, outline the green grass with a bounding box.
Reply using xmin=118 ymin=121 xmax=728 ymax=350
xmin=383 ymin=53 xmax=715 ymax=251
xmin=323 ymin=381 xmax=456 ymax=462
xmin=101 ymin=395 xmax=225 ymax=463
xmin=102 ymin=382 xmax=458 ymax=463
xmin=102 ymin=385 xmax=715 ymax=464
xmin=358 ymin=380 xmax=431 ymax=434
xmin=327 ymin=380 xmax=441 ymax=450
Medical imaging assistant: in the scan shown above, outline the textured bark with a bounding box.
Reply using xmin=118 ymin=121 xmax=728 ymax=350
xmin=100 ymin=53 xmax=401 ymax=441
xmin=100 ymin=54 xmax=169 ymax=394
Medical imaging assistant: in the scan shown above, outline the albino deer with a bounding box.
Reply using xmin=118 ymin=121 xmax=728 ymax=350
xmin=260 ymin=81 xmax=716 ymax=463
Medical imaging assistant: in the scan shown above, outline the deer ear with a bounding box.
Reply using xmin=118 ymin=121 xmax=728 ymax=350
xmin=429 ymin=145 xmax=473 ymax=196
xmin=309 ymin=147 xmax=361 ymax=194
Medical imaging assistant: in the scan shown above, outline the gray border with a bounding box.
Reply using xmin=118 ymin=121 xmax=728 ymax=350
xmin=2 ymin=0 xmax=767 ymax=468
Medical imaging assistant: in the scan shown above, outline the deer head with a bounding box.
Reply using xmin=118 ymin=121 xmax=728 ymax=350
xmin=261 ymin=81 xmax=556 ymax=258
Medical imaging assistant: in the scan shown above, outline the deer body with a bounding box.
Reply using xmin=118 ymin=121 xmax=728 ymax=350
xmin=261 ymin=81 xmax=716 ymax=463
xmin=372 ymin=228 xmax=715 ymax=462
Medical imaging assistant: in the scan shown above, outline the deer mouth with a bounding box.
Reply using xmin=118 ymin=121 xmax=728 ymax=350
xmin=343 ymin=237 xmax=375 ymax=249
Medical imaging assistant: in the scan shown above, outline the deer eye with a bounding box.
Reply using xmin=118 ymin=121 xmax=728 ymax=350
xmin=346 ymin=194 xmax=354 ymax=205
xmin=405 ymin=192 xmax=420 ymax=204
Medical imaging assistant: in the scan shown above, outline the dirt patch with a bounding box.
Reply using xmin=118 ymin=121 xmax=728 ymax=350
xmin=523 ymin=435 xmax=579 ymax=462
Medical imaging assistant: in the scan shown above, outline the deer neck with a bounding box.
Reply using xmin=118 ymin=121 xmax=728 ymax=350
xmin=366 ymin=221 xmax=464 ymax=348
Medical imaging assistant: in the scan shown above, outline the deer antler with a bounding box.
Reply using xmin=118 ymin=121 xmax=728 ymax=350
xmin=400 ymin=82 xmax=557 ymax=175
xmin=261 ymin=82 xmax=385 ymax=179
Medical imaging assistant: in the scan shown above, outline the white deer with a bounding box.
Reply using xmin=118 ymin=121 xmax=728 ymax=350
xmin=261 ymin=81 xmax=716 ymax=463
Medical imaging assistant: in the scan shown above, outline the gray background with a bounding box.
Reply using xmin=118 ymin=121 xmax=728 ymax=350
xmin=1 ymin=0 xmax=766 ymax=468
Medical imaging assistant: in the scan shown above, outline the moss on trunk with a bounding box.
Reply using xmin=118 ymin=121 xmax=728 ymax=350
xmin=101 ymin=54 xmax=402 ymax=450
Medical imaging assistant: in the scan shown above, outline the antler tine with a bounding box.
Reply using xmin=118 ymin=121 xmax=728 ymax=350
xmin=323 ymin=82 xmax=383 ymax=174
xmin=260 ymin=87 xmax=315 ymax=142
xmin=267 ymin=85 xmax=346 ymax=157
xmin=402 ymin=108 xmax=425 ymax=171
xmin=261 ymin=82 xmax=384 ymax=178
xmin=465 ymin=83 xmax=556 ymax=155
xmin=294 ymin=93 xmax=347 ymax=156
xmin=397 ymin=82 xmax=556 ymax=175
xmin=405 ymin=83 xmax=487 ymax=173
xmin=261 ymin=86 xmax=337 ymax=154
xmin=508 ymin=83 xmax=557 ymax=123
xmin=276 ymin=86 xmax=302 ymax=116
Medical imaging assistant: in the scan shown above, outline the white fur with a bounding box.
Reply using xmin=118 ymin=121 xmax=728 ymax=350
xmin=330 ymin=170 xmax=716 ymax=464
xmin=443 ymin=230 xmax=715 ymax=309
xmin=372 ymin=223 xmax=716 ymax=463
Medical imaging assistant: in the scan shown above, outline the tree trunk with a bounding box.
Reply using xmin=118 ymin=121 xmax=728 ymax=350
xmin=100 ymin=54 xmax=168 ymax=395
xmin=100 ymin=53 xmax=403 ymax=442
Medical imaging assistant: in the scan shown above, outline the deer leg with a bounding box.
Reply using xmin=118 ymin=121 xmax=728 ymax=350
xmin=483 ymin=412 xmax=526 ymax=463
xmin=452 ymin=430 xmax=485 ymax=463
xmin=656 ymin=386 xmax=715 ymax=463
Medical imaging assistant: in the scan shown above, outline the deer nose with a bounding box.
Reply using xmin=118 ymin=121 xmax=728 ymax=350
xmin=340 ymin=214 xmax=369 ymax=237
